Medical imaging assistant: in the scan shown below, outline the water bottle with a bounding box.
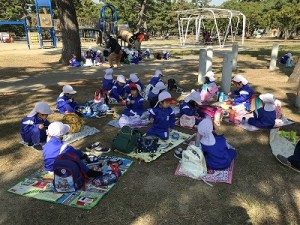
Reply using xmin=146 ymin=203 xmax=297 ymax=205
xmin=219 ymin=92 xmax=225 ymax=102
xmin=85 ymin=103 xmax=91 ymax=115
xmin=229 ymin=108 xmax=235 ymax=123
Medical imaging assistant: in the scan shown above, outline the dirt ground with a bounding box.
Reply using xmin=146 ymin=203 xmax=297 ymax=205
xmin=0 ymin=39 xmax=299 ymax=225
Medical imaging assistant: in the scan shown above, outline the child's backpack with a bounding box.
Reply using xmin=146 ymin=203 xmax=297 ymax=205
xmin=179 ymin=145 xmax=207 ymax=179
xmin=167 ymin=79 xmax=177 ymax=91
xmin=53 ymin=153 xmax=89 ymax=193
xmin=62 ymin=113 xmax=85 ymax=133
xmin=156 ymin=52 xmax=162 ymax=60
xmin=112 ymin=125 xmax=142 ymax=153
xmin=180 ymin=115 xmax=196 ymax=128
xmin=250 ymin=94 xmax=263 ymax=112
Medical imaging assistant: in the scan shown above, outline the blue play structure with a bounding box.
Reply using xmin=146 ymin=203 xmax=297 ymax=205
xmin=98 ymin=4 xmax=119 ymax=38
xmin=0 ymin=0 xmax=56 ymax=49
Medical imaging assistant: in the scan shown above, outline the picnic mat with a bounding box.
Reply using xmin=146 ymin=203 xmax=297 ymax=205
xmin=224 ymin=114 xmax=294 ymax=131
xmin=270 ymin=128 xmax=295 ymax=158
xmin=175 ymin=160 xmax=234 ymax=184
xmin=8 ymin=156 xmax=132 ymax=210
xmin=123 ymin=130 xmax=192 ymax=163
xmin=107 ymin=119 xmax=149 ymax=129
xmin=63 ymin=125 xmax=100 ymax=145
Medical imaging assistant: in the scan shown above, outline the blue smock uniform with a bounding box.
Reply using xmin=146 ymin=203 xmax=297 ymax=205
xmin=200 ymin=135 xmax=237 ymax=170
xmin=70 ymin=58 xmax=81 ymax=67
xmin=149 ymin=77 xmax=162 ymax=86
xmin=21 ymin=114 xmax=50 ymax=145
xmin=109 ymin=83 xmax=126 ymax=102
xmin=232 ymin=84 xmax=254 ymax=106
xmin=123 ymin=94 xmax=146 ymax=116
xmin=147 ymin=107 xmax=175 ymax=140
xmin=179 ymin=101 xmax=201 ymax=125
xmin=248 ymin=108 xmax=276 ymax=129
xmin=56 ymin=95 xmax=79 ymax=114
xmin=43 ymin=136 xmax=89 ymax=172
xmin=102 ymin=78 xmax=115 ymax=92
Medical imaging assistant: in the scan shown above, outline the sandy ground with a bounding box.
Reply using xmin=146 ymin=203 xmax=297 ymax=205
xmin=0 ymin=39 xmax=299 ymax=225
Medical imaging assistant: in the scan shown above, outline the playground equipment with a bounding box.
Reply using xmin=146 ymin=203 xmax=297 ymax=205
xmin=176 ymin=8 xmax=246 ymax=48
xmin=77 ymin=3 xmax=134 ymax=46
xmin=0 ymin=0 xmax=57 ymax=49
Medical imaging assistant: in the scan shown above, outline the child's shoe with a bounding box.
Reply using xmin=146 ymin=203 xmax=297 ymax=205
xmin=94 ymin=146 xmax=111 ymax=153
xmin=174 ymin=148 xmax=183 ymax=159
xmin=86 ymin=142 xmax=100 ymax=151
xmin=33 ymin=144 xmax=43 ymax=151
xmin=96 ymin=112 xmax=107 ymax=118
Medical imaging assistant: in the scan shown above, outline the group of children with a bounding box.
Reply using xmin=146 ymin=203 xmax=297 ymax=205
xmin=20 ymin=68 xmax=287 ymax=174
xmin=69 ymin=47 xmax=105 ymax=67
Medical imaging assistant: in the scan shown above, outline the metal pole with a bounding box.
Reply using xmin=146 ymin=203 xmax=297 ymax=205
xmin=206 ymin=46 xmax=213 ymax=72
xmin=232 ymin=42 xmax=238 ymax=71
xmin=221 ymin=53 xmax=233 ymax=93
xmin=241 ymin=14 xmax=246 ymax=46
xmin=269 ymin=43 xmax=279 ymax=71
xmin=198 ymin=49 xmax=207 ymax=84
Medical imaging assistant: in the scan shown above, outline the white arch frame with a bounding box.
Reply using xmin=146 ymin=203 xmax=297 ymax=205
xmin=176 ymin=8 xmax=246 ymax=48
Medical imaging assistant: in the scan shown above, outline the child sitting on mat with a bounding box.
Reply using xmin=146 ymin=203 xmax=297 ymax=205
xmin=149 ymin=69 xmax=164 ymax=86
xmin=148 ymin=81 xmax=167 ymax=108
xmin=179 ymin=91 xmax=202 ymax=125
xmin=122 ymin=83 xmax=146 ymax=117
xmin=43 ymin=121 xmax=103 ymax=177
xmin=56 ymin=85 xmax=79 ymax=114
xmin=192 ymin=117 xmax=236 ymax=170
xmin=109 ymin=75 xmax=127 ymax=104
xmin=126 ymin=73 xmax=144 ymax=91
xmin=147 ymin=91 xmax=176 ymax=140
xmin=199 ymin=71 xmax=218 ymax=103
xmin=102 ymin=68 xmax=115 ymax=94
xmin=248 ymin=93 xmax=276 ymax=129
xmin=21 ymin=102 xmax=54 ymax=151
xmin=69 ymin=54 xmax=81 ymax=67
xmin=228 ymin=74 xmax=254 ymax=109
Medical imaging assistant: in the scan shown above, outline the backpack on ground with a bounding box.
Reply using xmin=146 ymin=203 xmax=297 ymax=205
xmin=167 ymin=79 xmax=177 ymax=91
xmin=53 ymin=153 xmax=89 ymax=193
xmin=179 ymin=115 xmax=196 ymax=128
xmin=112 ymin=125 xmax=142 ymax=153
xmin=62 ymin=113 xmax=85 ymax=133
xmin=137 ymin=135 xmax=159 ymax=153
xmin=179 ymin=145 xmax=207 ymax=179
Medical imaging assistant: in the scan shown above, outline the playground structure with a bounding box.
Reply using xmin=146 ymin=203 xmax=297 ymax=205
xmin=0 ymin=1 xmax=135 ymax=49
xmin=69 ymin=3 xmax=134 ymax=46
xmin=176 ymin=8 xmax=246 ymax=48
xmin=0 ymin=0 xmax=56 ymax=49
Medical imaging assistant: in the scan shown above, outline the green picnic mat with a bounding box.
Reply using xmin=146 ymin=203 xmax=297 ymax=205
xmin=8 ymin=156 xmax=132 ymax=210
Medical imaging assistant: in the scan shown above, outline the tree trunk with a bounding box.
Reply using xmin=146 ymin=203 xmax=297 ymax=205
xmin=136 ymin=0 xmax=148 ymax=32
xmin=288 ymin=59 xmax=300 ymax=83
xmin=54 ymin=0 xmax=81 ymax=65
xmin=295 ymin=78 xmax=300 ymax=108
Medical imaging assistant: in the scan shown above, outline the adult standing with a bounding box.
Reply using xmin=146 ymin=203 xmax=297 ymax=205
xmin=106 ymin=36 xmax=122 ymax=69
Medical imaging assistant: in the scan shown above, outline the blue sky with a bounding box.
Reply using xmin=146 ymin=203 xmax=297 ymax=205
xmin=210 ymin=0 xmax=226 ymax=6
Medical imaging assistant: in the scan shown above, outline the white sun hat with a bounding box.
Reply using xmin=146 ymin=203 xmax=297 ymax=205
xmin=62 ymin=85 xmax=77 ymax=94
xmin=205 ymin=71 xmax=215 ymax=82
xmin=28 ymin=102 xmax=54 ymax=117
xmin=232 ymin=74 xmax=248 ymax=85
xmin=130 ymin=73 xmax=139 ymax=82
xmin=152 ymin=81 xmax=167 ymax=94
xmin=259 ymin=93 xmax=276 ymax=111
xmin=129 ymin=83 xmax=142 ymax=92
xmin=97 ymin=50 xmax=102 ymax=54
xmin=117 ymin=75 xmax=126 ymax=83
xmin=184 ymin=91 xmax=202 ymax=105
xmin=154 ymin=91 xmax=173 ymax=107
xmin=154 ymin=69 xmax=163 ymax=77
xmin=104 ymin=68 xmax=113 ymax=79
xmin=48 ymin=122 xmax=70 ymax=137
xmin=197 ymin=117 xmax=216 ymax=146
